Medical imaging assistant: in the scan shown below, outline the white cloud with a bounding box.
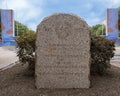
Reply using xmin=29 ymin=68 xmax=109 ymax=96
xmin=85 ymin=3 xmax=93 ymax=10
xmin=1 ymin=0 xmax=44 ymax=31
xmin=103 ymin=0 xmax=120 ymax=8
xmin=86 ymin=17 xmax=101 ymax=26
xmin=1 ymin=0 xmax=120 ymax=30
xmin=84 ymin=0 xmax=120 ymax=26
xmin=110 ymin=0 xmax=120 ymax=4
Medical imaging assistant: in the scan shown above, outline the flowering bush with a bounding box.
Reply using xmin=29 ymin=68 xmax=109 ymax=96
xmin=16 ymin=32 xmax=36 ymax=71
xmin=16 ymin=32 xmax=115 ymax=76
xmin=90 ymin=35 xmax=115 ymax=75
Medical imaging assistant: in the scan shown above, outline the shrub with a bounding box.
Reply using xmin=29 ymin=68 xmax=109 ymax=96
xmin=16 ymin=32 xmax=36 ymax=72
xmin=90 ymin=35 xmax=115 ymax=75
xmin=16 ymin=33 xmax=115 ymax=76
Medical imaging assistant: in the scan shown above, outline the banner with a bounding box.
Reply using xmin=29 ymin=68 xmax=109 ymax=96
xmin=1 ymin=9 xmax=14 ymax=41
xmin=106 ymin=8 xmax=118 ymax=40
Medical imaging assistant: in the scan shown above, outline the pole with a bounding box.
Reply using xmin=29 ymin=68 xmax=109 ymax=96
xmin=5 ymin=0 xmax=8 ymax=9
xmin=102 ymin=24 xmax=103 ymax=35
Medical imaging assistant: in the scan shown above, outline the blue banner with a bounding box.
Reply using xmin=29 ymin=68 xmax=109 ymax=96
xmin=106 ymin=8 xmax=118 ymax=40
xmin=1 ymin=9 xmax=14 ymax=41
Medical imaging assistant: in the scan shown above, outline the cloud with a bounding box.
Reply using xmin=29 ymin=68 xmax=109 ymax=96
xmin=82 ymin=0 xmax=120 ymax=26
xmin=110 ymin=0 xmax=120 ymax=4
xmin=87 ymin=17 xmax=101 ymax=26
xmin=102 ymin=0 xmax=120 ymax=7
xmin=1 ymin=0 xmax=44 ymax=30
xmin=85 ymin=12 xmax=101 ymax=26
xmin=0 ymin=0 xmax=120 ymax=30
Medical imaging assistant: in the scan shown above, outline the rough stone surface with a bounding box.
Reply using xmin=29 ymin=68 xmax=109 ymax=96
xmin=35 ymin=13 xmax=90 ymax=88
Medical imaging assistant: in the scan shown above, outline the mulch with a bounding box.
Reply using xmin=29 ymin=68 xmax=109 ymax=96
xmin=0 ymin=63 xmax=120 ymax=96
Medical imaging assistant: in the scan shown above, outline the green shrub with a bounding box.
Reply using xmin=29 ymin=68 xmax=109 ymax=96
xmin=90 ymin=35 xmax=115 ymax=75
xmin=16 ymin=33 xmax=115 ymax=76
xmin=16 ymin=32 xmax=36 ymax=71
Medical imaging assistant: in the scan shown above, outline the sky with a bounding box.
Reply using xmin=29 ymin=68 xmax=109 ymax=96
xmin=0 ymin=0 xmax=120 ymax=31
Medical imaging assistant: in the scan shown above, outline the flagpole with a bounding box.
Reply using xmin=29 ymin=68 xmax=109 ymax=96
xmin=5 ymin=0 xmax=8 ymax=9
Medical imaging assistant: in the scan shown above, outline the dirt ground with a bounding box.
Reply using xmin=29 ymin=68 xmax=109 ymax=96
xmin=0 ymin=63 xmax=120 ymax=96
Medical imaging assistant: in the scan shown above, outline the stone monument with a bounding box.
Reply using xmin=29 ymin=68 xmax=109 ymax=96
xmin=35 ymin=13 xmax=90 ymax=88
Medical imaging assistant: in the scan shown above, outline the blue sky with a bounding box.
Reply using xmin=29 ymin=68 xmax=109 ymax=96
xmin=1 ymin=0 xmax=120 ymax=31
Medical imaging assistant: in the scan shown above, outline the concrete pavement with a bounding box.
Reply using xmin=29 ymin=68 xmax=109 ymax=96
xmin=110 ymin=60 xmax=120 ymax=68
xmin=110 ymin=46 xmax=120 ymax=68
xmin=0 ymin=46 xmax=120 ymax=71
xmin=0 ymin=47 xmax=19 ymax=71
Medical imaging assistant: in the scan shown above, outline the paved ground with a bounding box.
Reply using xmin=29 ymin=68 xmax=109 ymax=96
xmin=0 ymin=46 xmax=120 ymax=71
xmin=0 ymin=47 xmax=19 ymax=71
xmin=111 ymin=46 xmax=120 ymax=68
xmin=114 ymin=46 xmax=120 ymax=57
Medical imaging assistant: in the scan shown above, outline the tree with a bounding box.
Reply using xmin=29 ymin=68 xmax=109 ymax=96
xmin=90 ymin=24 xmax=105 ymax=36
xmin=0 ymin=9 xmax=1 ymax=40
xmin=14 ymin=21 xmax=35 ymax=36
xmin=118 ymin=7 xmax=120 ymax=36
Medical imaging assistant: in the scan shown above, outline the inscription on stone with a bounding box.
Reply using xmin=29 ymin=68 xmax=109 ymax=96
xmin=35 ymin=13 xmax=90 ymax=88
